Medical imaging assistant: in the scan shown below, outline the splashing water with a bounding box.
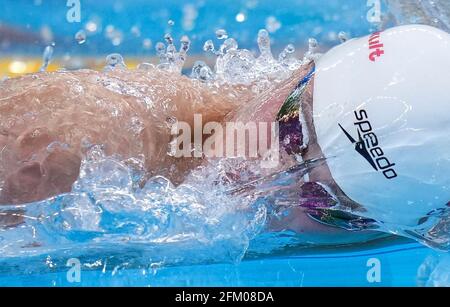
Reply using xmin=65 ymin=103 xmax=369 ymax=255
xmin=104 ymin=53 xmax=127 ymax=71
xmin=215 ymin=29 xmax=229 ymax=40
xmin=193 ymin=28 xmax=312 ymax=88
xmin=144 ymin=28 xmax=321 ymax=88
xmin=190 ymin=61 xmax=214 ymax=82
xmin=0 ymin=30 xmax=323 ymax=269
xmin=108 ymin=26 xmax=310 ymax=91
xmin=0 ymin=147 xmax=266 ymax=267
xmin=152 ymin=34 xmax=191 ymax=73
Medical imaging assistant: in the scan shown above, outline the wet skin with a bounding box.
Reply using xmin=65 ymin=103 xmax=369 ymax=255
xmin=0 ymin=66 xmax=381 ymax=244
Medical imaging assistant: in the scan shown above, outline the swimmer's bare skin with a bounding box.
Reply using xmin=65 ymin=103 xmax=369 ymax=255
xmin=0 ymin=68 xmax=253 ymax=204
xmin=0 ymin=66 xmax=381 ymax=243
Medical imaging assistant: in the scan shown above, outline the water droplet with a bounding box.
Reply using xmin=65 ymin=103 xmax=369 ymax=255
xmin=75 ymin=30 xmax=87 ymax=44
xmin=155 ymin=42 xmax=166 ymax=54
xmin=219 ymin=38 xmax=238 ymax=54
xmin=278 ymin=44 xmax=299 ymax=69
xmin=216 ymin=49 xmax=256 ymax=84
xmin=164 ymin=33 xmax=174 ymax=45
xmin=285 ymin=44 xmax=295 ymax=53
xmin=155 ymin=42 xmax=167 ymax=64
xmin=40 ymin=43 xmax=55 ymax=72
xmin=257 ymin=29 xmax=273 ymax=60
xmin=215 ymin=29 xmax=228 ymax=40
xmin=85 ymin=20 xmax=98 ymax=33
xmin=177 ymin=35 xmax=191 ymax=69
xmin=162 ymin=34 xmax=177 ymax=68
xmin=104 ymin=53 xmax=126 ymax=71
xmin=308 ymin=38 xmax=318 ymax=52
xmin=191 ymin=61 xmax=214 ymax=82
xmin=338 ymin=31 xmax=349 ymax=43
xmin=304 ymin=38 xmax=320 ymax=62
xmin=180 ymin=35 xmax=191 ymax=53
xmin=203 ymin=40 xmax=215 ymax=53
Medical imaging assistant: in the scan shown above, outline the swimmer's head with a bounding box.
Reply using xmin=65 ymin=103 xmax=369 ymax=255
xmin=312 ymin=25 xmax=450 ymax=227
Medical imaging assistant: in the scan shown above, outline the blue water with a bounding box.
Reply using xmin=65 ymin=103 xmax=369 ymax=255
xmin=0 ymin=0 xmax=380 ymax=55
xmin=1 ymin=0 xmax=449 ymax=287
xmin=0 ymin=241 xmax=447 ymax=287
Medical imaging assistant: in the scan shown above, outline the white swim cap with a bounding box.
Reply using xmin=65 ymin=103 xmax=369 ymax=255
xmin=313 ymin=25 xmax=450 ymax=227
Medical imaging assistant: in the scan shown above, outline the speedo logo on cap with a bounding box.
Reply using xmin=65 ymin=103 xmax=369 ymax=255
xmin=339 ymin=109 xmax=398 ymax=180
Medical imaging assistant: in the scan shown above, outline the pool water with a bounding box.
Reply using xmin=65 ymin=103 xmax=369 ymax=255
xmin=0 ymin=239 xmax=446 ymax=287
xmin=1 ymin=0 xmax=377 ymax=56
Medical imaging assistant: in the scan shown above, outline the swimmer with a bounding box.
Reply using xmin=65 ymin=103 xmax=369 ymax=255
xmin=0 ymin=25 xmax=449 ymax=246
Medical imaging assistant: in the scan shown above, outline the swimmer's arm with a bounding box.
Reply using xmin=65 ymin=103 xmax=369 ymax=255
xmin=0 ymin=68 xmax=257 ymax=205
